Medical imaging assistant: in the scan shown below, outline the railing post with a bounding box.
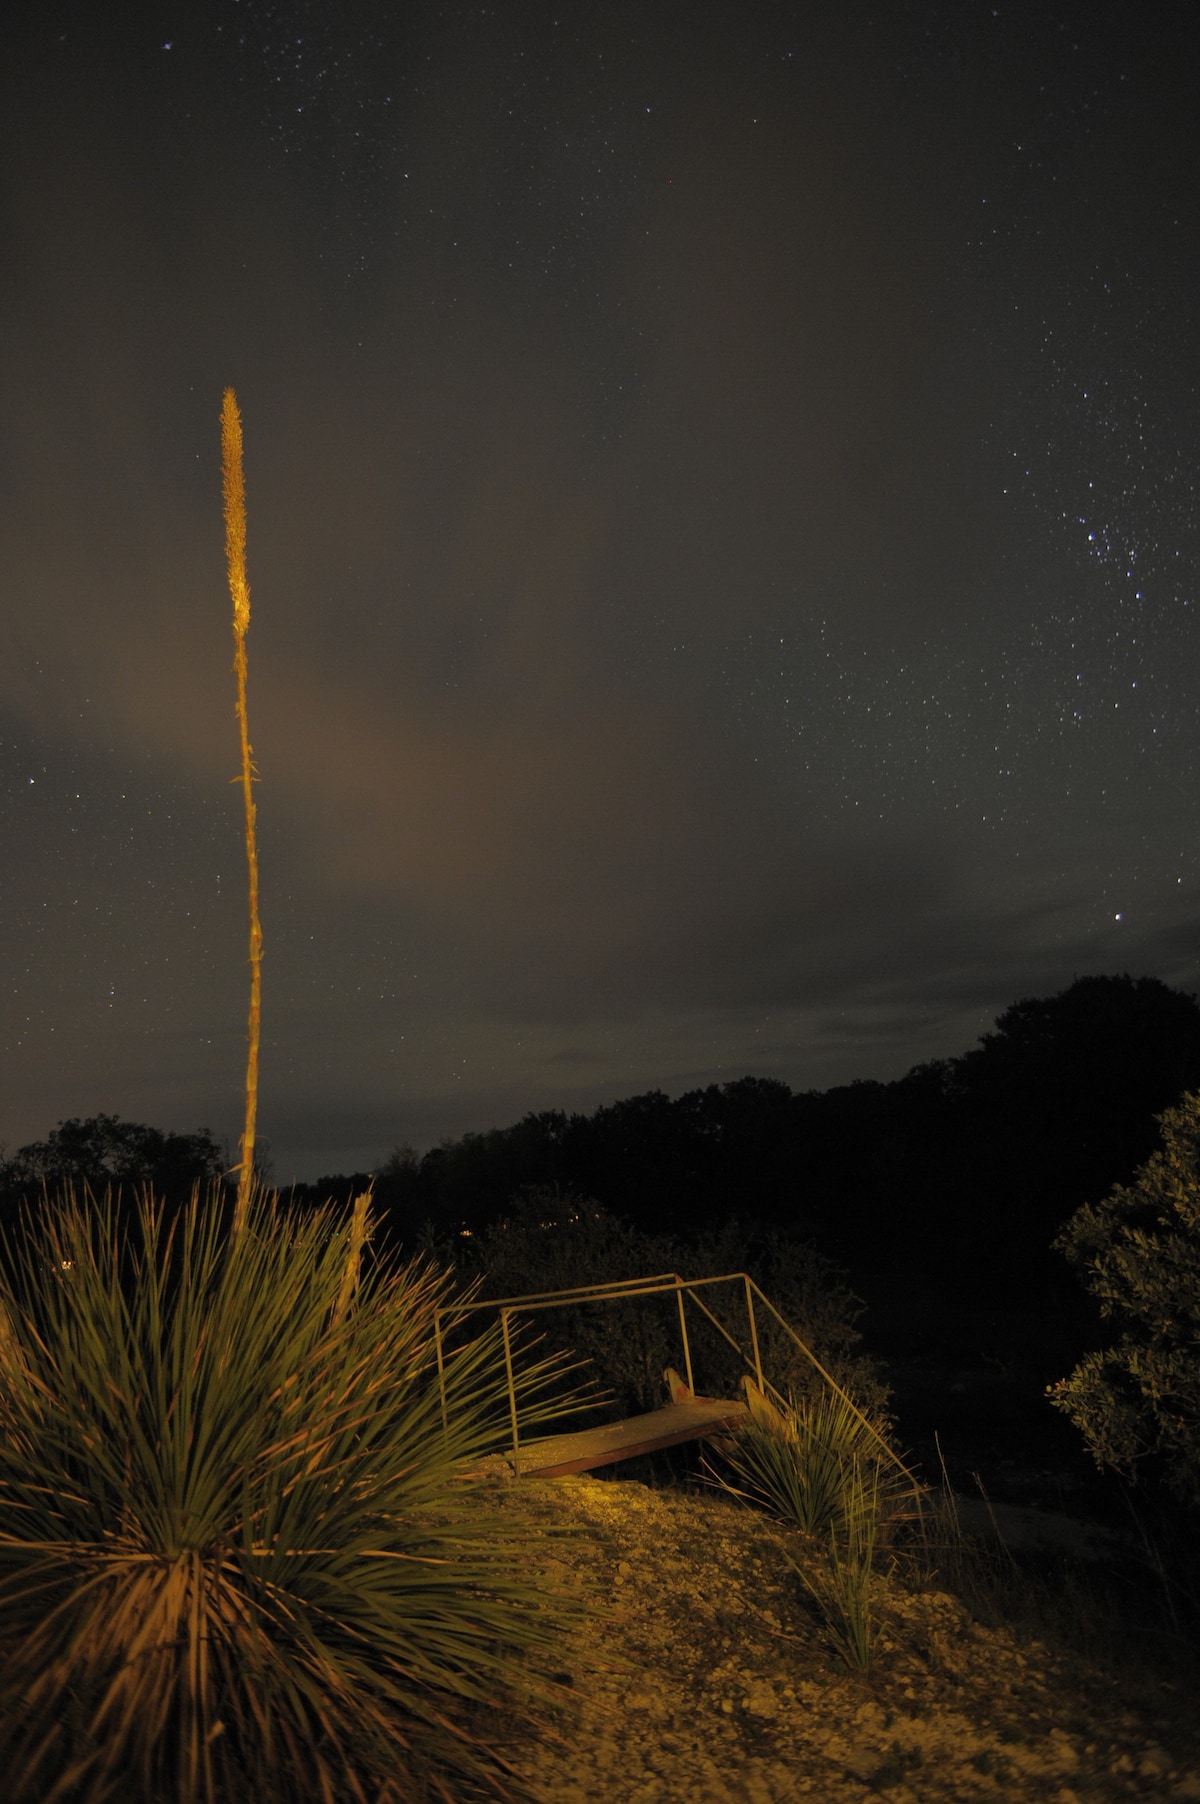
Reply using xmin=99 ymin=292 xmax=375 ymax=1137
xmin=675 ymin=1278 xmax=695 ymax=1394
xmin=500 ymin=1308 xmax=521 ymax=1475
xmin=744 ymin=1275 xmax=764 ymax=1391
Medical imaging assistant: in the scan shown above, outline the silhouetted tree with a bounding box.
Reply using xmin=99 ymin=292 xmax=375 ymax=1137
xmin=442 ymin=1186 xmax=882 ymax=1418
xmin=939 ymin=974 xmax=1200 ymax=1276
xmin=1051 ymin=1089 xmax=1200 ymax=1508
xmin=0 ymin=1115 xmax=225 ymax=1211
xmin=358 ymin=976 xmax=1200 ymax=1289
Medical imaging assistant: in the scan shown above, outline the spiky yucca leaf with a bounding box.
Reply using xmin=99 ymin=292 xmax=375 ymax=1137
xmin=713 ymin=1385 xmax=907 ymax=1540
xmin=791 ymin=1460 xmax=884 ymax=1672
xmin=0 ymin=1188 xmax=587 ymax=1804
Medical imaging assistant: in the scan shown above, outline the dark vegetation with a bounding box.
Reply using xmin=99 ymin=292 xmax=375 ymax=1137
xmin=5 ymin=973 xmax=1198 ymax=1476
xmin=1052 ymin=1086 xmax=1200 ymax=1511
xmin=1 ymin=1113 xmax=225 ymax=1203
xmin=438 ymin=1189 xmax=889 ymax=1423
xmin=280 ymin=971 xmax=1200 ymax=1477
xmin=0 ymin=1187 xmax=585 ymax=1804
xmin=5 ymin=974 xmax=1199 ymax=1404
xmin=5 ymin=971 xmax=1200 ymax=1652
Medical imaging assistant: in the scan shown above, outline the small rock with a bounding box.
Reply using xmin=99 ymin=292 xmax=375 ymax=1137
xmin=624 ymin=1690 xmax=656 ymax=1713
xmin=743 ymin=1679 xmax=779 ymax=1719
xmin=1046 ymin=1730 xmax=1080 ymax=1771
xmin=843 ymin=1741 xmax=883 ymax=1780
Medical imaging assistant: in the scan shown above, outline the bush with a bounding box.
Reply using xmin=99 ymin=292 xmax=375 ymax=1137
xmin=1050 ymin=1089 xmax=1200 ymax=1509
xmin=713 ymin=1384 xmax=908 ymax=1539
xmin=0 ymin=1115 xmax=226 ymax=1217
xmin=0 ymin=1187 xmax=585 ymax=1804
xmin=709 ymin=1384 xmax=913 ymax=1675
xmin=446 ymin=1187 xmax=886 ymax=1420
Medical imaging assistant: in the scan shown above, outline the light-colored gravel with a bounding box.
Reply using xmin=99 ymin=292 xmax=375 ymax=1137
xmin=482 ymin=1472 xmax=1199 ymax=1803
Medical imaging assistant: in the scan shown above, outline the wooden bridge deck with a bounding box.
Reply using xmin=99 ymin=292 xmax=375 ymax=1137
xmin=510 ymin=1395 xmax=749 ymax=1478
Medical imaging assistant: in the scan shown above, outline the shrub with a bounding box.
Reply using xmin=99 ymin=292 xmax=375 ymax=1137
xmin=707 ymin=1383 xmax=910 ymax=1675
xmin=447 ymin=1187 xmax=885 ymax=1420
xmin=713 ymin=1384 xmax=908 ymax=1539
xmin=0 ymin=1115 xmax=225 ymax=1214
xmin=0 ymin=1187 xmax=584 ymax=1804
xmin=1050 ymin=1089 xmax=1200 ymax=1510
xmin=791 ymin=1460 xmax=886 ymax=1673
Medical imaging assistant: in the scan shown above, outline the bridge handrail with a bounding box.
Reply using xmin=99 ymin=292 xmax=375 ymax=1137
xmin=433 ymin=1269 xmax=914 ymax=1487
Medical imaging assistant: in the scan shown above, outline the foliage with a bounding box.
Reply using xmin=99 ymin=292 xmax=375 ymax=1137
xmin=0 ymin=1187 xmax=586 ymax=1804
xmin=369 ymin=978 xmax=1200 ymax=1389
xmin=708 ymin=1382 xmax=915 ymax=1676
xmin=791 ymin=1461 xmax=885 ymax=1673
xmin=448 ymin=1190 xmax=670 ymax=1415
xmin=372 ymin=1077 xmax=809 ymax=1241
xmin=444 ymin=1187 xmax=885 ymax=1419
xmin=680 ymin=1216 xmax=888 ymax=1417
xmin=707 ymin=1384 xmax=905 ymax=1674
xmin=712 ymin=1384 xmax=909 ymax=1539
xmin=948 ymin=974 xmax=1200 ymax=1255
xmin=0 ymin=1115 xmax=225 ymax=1205
xmin=911 ymin=1475 xmax=1200 ymax=1679
xmin=1050 ymin=1089 xmax=1200 ymax=1509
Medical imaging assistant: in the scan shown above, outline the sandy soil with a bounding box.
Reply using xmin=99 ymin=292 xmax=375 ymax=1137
xmin=488 ymin=1472 xmax=1200 ymax=1804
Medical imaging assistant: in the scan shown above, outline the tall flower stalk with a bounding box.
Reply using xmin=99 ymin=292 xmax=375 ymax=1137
xmin=0 ymin=389 xmax=595 ymax=1804
xmin=221 ymin=388 xmax=261 ymax=1231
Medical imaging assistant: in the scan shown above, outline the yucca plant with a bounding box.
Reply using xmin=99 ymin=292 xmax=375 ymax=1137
xmin=710 ymin=1383 xmax=917 ymax=1674
xmin=0 ymin=1185 xmax=586 ymax=1803
xmin=712 ymin=1381 xmax=911 ymax=1540
xmin=791 ymin=1460 xmax=884 ymax=1673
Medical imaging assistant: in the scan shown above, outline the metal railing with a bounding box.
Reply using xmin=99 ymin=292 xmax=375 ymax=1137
xmin=432 ymin=1269 xmax=909 ymax=1481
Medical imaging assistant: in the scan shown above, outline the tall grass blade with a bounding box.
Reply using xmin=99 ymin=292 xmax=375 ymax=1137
xmin=713 ymin=1383 xmax=912 ymax=1539
xmin=792 ymin=1460 xmax=883 ymax=1673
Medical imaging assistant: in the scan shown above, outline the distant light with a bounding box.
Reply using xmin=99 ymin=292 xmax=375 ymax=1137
xmin=1114 ymin=912 xmax=1123 ymax=922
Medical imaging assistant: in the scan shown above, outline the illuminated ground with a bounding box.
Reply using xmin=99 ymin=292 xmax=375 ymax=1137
xmin=489 ymin=1474 xmax=1199 ymax=1804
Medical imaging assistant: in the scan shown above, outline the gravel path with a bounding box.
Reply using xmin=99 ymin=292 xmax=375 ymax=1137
xmin=487 ymin=1473 xmax=1200 ymax=1804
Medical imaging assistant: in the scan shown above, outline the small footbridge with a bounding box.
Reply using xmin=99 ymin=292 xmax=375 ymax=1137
xmin=432 ymin=1270 xmax=897 ymax=1480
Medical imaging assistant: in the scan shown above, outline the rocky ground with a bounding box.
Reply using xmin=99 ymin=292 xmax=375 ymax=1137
xmin=485 ymin=1472 xmax=1200 ymax=1804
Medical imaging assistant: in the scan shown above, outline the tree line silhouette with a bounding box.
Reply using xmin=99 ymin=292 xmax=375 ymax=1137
xmin=4 ymin=972 xmax=1198 ymax=1410
xmin=356 ymin=974 xmax=1200 ymax=1335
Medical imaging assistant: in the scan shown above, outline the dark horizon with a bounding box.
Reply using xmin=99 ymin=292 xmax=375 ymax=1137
xmin=3 ymin=3 xmax=1198 ymax=1182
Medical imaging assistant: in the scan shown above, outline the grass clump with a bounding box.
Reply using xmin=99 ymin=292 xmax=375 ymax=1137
xmin=710 ymin=1382 xmax=917 ymax=1673
xmin=0 ymin=1185 xmax=585 ymax=1803
xmin=714 ymin=1384 xmax=905 ymax=1539
xmin=914 ymin=1478 xmax=1200 ymax=1690
xmin=792 ymin=1460 xmax=886 ymax=1672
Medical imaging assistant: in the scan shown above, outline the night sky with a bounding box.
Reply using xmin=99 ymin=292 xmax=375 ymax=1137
xmin=3 ymin=2 xmax=1198 ymax=1183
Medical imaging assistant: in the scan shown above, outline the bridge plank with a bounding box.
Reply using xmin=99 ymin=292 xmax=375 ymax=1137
xmin=512 ymin=1396 xmax=748 ymax=1478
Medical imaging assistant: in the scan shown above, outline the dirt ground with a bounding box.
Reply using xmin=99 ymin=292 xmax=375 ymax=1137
xmin=488 ymin=1472 xmax=1200 ymax=1804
